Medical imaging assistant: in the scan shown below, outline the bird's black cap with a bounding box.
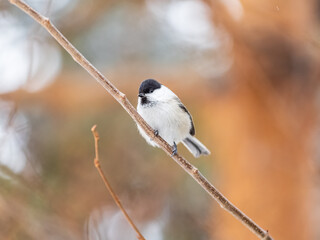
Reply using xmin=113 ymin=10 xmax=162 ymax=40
xmin=139 ymin=79 xmax=161 ymax=94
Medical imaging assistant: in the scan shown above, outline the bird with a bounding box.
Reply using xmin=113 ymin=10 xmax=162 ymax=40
xmin=136 ymin=79 xmax=210 ymax=158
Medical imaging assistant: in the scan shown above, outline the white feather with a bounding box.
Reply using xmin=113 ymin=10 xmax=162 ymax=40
xmin=137 ymin=82 xmax=210 ymax=157
xmin=137 ymin=85 xmax=190 ymax=146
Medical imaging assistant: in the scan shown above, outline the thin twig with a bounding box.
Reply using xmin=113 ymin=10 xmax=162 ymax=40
xmin=91 ymin=125 xmax=145 ymax=240
xmin=9 ymin=1 xmax=273 ymax=239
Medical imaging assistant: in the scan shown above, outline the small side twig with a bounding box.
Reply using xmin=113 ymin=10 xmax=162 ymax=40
xmin=91 ymin=125 xmax=145 ymax=240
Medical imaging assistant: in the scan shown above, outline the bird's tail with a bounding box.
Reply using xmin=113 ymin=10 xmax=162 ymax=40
xmin=182 ymin=136 xmax=210 ymax=158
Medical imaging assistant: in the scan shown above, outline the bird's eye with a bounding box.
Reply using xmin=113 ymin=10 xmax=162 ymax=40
xmin=149 ymin=89 xmax=154 ymax=93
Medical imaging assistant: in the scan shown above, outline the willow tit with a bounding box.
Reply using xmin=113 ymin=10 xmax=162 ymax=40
xmin=137 ymin=79 xmax=210 ymax=157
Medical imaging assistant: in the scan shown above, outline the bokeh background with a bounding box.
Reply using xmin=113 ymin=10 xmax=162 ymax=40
xmin=1 ymin=0 xmax=320 ymax=239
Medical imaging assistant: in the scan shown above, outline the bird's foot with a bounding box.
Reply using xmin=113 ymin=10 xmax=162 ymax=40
xmin=151 ymin=129 xmax=159 ymax=141
xmin=154 ymin=129 xmax=159 ymax=137
xmin=171 ymin=142 xmax=177 ymax=156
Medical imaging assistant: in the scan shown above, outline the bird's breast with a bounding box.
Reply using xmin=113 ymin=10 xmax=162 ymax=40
xmin=137 ymin=101 xmax=191 ymax=144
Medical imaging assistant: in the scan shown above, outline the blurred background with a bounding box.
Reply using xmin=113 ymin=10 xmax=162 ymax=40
xmin=0 ymin=0 xmax=320 ymax=239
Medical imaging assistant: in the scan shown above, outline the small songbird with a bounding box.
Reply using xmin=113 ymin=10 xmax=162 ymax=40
xmin=137 ymin=79 xmax=210 ymax=157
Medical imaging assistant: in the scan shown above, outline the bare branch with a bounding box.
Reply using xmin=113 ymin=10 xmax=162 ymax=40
xmin=9 ymin=1 xmax=273 ymax=239
xmin=91 ymin=125 xmax=145 ymax=240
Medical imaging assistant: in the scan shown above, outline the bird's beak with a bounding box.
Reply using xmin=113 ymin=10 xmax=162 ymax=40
xmin=138 ymin=93 xmax=145 ymax=98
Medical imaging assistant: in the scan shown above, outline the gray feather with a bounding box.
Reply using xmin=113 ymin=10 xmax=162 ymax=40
xmin=182 ymin=136 xmax=210 ymax=158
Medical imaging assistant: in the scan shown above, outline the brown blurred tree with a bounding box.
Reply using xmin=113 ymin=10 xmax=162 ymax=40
xmin=204 ymin=0 xmax=320 ymax=239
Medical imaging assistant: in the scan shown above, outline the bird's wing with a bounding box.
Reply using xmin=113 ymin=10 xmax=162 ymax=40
xmin=178 ymin=103 xmax=195 ymax=136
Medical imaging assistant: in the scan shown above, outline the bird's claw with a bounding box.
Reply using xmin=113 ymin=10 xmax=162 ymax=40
xmin=154 ymin=129 xmax=159 ymax=137
xmin=151 ymin=129 xmax=159 ymax=141
xmin=171 ymin=142 xmax=177 ymax=156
